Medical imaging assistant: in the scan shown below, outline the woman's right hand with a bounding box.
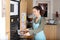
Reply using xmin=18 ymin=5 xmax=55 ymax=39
xmin=20 ymin=29 xmax=29 ymax=34
xmin=25 ymin=29 xmax=29 ymax=32
xmin=24 ymin=32 xmax=30 ymax=36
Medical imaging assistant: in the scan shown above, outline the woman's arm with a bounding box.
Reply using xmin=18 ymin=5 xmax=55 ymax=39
xmin=29 ymin=18 xmax=46 ymax=35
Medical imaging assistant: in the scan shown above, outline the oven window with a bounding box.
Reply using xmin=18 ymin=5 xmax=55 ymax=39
xmin=10 ymin=4 xmax=14 ymax=12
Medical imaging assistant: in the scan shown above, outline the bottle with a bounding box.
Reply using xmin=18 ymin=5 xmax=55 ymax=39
xmin=56 ymin=11 xmax=59 ymax=17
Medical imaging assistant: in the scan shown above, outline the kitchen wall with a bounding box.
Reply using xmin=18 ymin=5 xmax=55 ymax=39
xmin=33 ymin=0 xmax=53 ymax=19
xmin=53 ymin=0 xmax=60 ymax=14
xmin=20 ymin=0 xmax=60 ymax=19
xmin=0 ymin=0 xmax=6 ymax=39
xmin=33 ymin=0 xmax=60 ymax=19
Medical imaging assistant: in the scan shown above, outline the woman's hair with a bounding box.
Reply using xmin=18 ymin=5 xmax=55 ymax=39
xmin=33 ymin=6 xmax=43 ymax=16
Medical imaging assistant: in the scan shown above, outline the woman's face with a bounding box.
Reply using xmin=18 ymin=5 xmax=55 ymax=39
xmin=33 ymin=8 xmax=40 ymax=17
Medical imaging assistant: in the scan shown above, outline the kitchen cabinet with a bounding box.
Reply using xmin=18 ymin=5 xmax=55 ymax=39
xmin=20 ymin=0 xmax=27 ymax=30
xmin=6 ymin=0 xmax=10 ymax=40
xmin=20 ymin=0 xmax=27 ymax=13
xmin=6 ymin=0 xmax=20 ymax=40
xmin=44 ymin=25 xmax=57 ymax=40
xmin=27 ymin=0 xmax=33 ymax=14
xmin=56 ymin=24 xmax=60 ymax=39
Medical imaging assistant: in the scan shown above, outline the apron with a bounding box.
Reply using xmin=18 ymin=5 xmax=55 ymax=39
xmin=33 ymin=17 xmax=46 ymax=40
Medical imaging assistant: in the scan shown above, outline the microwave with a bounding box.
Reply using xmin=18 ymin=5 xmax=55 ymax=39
xmin=10 ymin=1 xmax=18 ymax=16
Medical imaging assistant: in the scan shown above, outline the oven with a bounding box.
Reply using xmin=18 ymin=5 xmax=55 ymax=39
xmin=10 ymin=1 xmax=20 ymax=40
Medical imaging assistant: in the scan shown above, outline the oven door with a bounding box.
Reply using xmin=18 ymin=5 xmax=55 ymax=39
xmin=10 ymin=1 xmax=18 ymax=16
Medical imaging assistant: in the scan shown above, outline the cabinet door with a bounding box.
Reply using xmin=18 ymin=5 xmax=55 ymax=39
xmin=6 ymin=0 xmax=10 ymax=40
xmin=44 ymin=25 xmax=57 ymax=40
xmin=27 ymin=0 xmax=33 ymax=14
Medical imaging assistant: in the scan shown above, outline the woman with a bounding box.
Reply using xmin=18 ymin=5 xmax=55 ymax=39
xmin=24 ymin=6 xmax=46 ymax=40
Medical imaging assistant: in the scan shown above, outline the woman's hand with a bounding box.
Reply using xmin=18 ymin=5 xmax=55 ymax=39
xmin=24 ymin=29 xmax=31 ymax=36
xmin=19 ymin=29 xmax=29 ymax=35
xmin=25 ymin=29 xmax=29 ymax=32
xmin=24 ymin=32 xmax=30 ymax=36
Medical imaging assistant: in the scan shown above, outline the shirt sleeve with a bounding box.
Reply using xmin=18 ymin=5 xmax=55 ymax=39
xmin=29 ymin=18 xmax=46 ymax=35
